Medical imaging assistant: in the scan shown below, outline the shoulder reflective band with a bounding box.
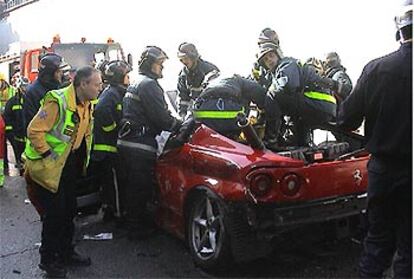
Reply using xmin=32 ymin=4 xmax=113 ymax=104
xmin=102 ymin=121 xmax=117 ymax=132
xmin=5 ymin=125 xmax=12 ymax=131
xmin=116 ymin=104 xmax=122 ymax=111
xmin=12 ymin=105 xmax=22 ymax=111
xmin=91 ymin=99 xmax=98 ymax=105
xmin=93 ymin=144 xmax=117 ymax=153
xmin=304 ymin=91 xmax=337 ymax=104
xmin=193 ymin=108 xmax=245 ymax=119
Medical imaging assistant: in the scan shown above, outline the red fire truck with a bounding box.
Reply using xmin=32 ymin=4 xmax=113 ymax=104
xmin=0 ymin=35 xmax=131 ymax=83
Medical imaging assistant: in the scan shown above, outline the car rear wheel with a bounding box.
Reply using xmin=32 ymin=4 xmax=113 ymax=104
xmin=187 ymin=191 xmax=231 ymax=271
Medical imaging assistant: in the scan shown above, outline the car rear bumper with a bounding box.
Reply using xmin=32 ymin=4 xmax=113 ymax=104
xmin=229 ymin=192 xmax=367 ymax=231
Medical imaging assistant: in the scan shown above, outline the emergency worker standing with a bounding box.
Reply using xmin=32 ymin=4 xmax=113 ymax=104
xmin=3 ymin=77 xmax=29 ymax=174
xmin=117 ymin=46 xmax=181 ymax=239
xmin=23 ymin=53 xmax=70 ymax=130
xmin=0 ymin=73 xmax=16 ymax=175
xmin=324 ymin=52 xmax=353 ymax=103
xmin=0 ymin=73 xmax=16 ymax=113
xmin=89 ymin=60 xmax=131 ymax=221
xmin=193 ymin=74 xmax=266 ymax=137
xmin=259 ymin=42 xmax=341 ymax=148
xmin=24 ymin=66 xmax=101 ymax=278
xmin=177 ymin=42 xmax=219 ymax=119
xmin=338 ymin=1 xmax=412 ymax=277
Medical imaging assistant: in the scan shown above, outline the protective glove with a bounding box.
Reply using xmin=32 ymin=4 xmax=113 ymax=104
xmin=170 ymin=118 xmax=183 ymax=134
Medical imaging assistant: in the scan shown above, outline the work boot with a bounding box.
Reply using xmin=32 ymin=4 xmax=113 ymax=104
xmin=39 ymin=261 xmax=67 ymax=278
xmin=264 ymin=118 xmax=283 ymax=151
xmin=64 ymin=247 xmax=91 ymax=266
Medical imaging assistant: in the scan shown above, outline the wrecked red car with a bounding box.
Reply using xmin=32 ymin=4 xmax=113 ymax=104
xmin=155 ymin=120 xmax=368 ymax=270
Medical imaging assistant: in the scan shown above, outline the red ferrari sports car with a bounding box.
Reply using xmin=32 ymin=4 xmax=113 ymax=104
xmin=154 ymin=118 xmax=368 ymax=270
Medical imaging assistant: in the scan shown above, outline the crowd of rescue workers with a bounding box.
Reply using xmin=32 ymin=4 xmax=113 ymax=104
xmin=0 ymin=27 xmax=354 ymax=274
xmin=0 ymin=13 xmax=411 ymax=277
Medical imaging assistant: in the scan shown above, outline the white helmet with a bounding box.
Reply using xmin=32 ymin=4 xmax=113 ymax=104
xmin=395 ymin=0 xmax=413 ymax=30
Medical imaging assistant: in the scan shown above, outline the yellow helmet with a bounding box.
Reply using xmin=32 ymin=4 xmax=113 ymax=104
xmin=0 ymin=73 xmax=5 ymax=81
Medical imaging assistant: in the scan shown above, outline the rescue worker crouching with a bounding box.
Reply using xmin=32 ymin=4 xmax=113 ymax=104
xmin=117 ymin=46 xmax=181 ymax=239
xmin=89 ymin=60 xmax=131 ymax=222
xmin=193 ymin=74 xmax=267 ymax=139
xmin=259 ymin=42 xmax=341 ymax=149
xmin=24 ymin=66 xmax=102 ymax=278
xmin=3 ymin=77 xmax=29 ymax=175
xmin=177 ymin=42 xmax=220 ymax=119
xmin=250 ymin=27 xmax=282 ymax=90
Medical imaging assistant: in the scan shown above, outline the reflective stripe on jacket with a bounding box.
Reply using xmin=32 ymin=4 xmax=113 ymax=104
xmin=25 ymin=88 xmax=77 ymax=160
xmin=24 ymin=85 xmax=93 ymax=193
xmin=0 ymin=86 xmax=16 ymax=111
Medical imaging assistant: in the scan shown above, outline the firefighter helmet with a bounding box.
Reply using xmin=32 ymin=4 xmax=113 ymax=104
xmin=138 ymin=46 xmax=168 ymax=68
xmin=305 ymin=57 xmax=325 ymax=76
xmin=39 ymin=53 xmax=71 ymax=73
xmin=104 ymin=60 xmax=132 ymax=85
xmin=395 ymin=0 xmax=413 ymax=30
xmin=258 ymin=28 xmax=280 ymax=46
xmin=96 ymin=60 xmax=110 ymax=74
xmin=177 ymin=42 xmax=200 ymax=59
xmin=257 ymin=42 xmax=283 ymax=62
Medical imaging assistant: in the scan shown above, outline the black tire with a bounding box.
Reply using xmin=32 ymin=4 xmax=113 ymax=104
xmin=187 ymin=191 xmax=232 ymax=271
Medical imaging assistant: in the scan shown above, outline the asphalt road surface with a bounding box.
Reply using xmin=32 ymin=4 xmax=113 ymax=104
xmin=1 ymin=175 xmax=364 ymax=278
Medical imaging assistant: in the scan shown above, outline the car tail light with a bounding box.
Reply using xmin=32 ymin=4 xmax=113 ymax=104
xmin=250 ymin=174 xmax=272 ymax=197
xmin=280 ymin=174 xmax=301 ymax=196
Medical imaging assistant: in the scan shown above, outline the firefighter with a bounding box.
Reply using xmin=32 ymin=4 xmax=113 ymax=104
xmin=117 ymin=46 xmax=181 ymax=239
xmin=89 ymin=60 xmax=131 ymax=221
xmin=0 ymin=73 xmax=16 ymax=175
xmin=24 ymin=66 xmax=101 ymax=278
xmin=259 ymin=42 xmax=342 ymax=148
xmin=251 ymin=27 xmax=282 ymax=90
xmin=177 ymin=42 xmax=220 ymax=119
xmin=23 ymin=53 xmax=70 ymax=131
xmin=323 ymin=52 xmax=353 ymax=103
xmin=193 ymin=74 xmax=266 ymax=138
xmin=3 ymin=77 xmax=29 ymax=175
xmin=338 ymin=1 xmax=412 ymax=277
xmin=0 ymin=72 xmax=16 ymax=113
